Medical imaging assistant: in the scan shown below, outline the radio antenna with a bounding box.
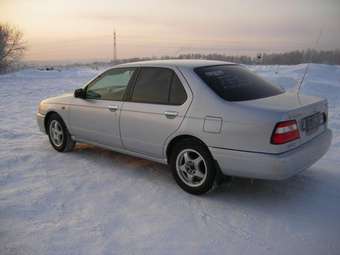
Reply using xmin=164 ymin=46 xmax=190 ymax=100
xmin=296 ymin=29 xmax=323 ymax=95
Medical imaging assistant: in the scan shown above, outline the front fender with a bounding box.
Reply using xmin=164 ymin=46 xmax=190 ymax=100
xmin=42 ymin=104 xmax=71 ymax=133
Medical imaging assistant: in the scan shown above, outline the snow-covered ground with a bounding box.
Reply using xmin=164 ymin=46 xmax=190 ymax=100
xmin=0 ymin=64 xmax=340 ymax=255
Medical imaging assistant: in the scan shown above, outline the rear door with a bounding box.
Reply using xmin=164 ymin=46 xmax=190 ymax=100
xmin=69 ymin=67 xmax=136 ymax=148
xmin=120 ymin=67 xmax=191 ymax=159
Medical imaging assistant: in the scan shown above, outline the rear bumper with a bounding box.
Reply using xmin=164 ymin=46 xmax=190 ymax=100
xmin=209 ymin=128 xmax=332 ymax=180
xmin=36 ymin=113 xmax=46 ymax=133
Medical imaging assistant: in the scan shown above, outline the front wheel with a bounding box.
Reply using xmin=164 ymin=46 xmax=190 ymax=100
xmin=47 ymin=113 xmax=75 ymax=152
xmin=170 ymin=140 xmax=217 ymax=195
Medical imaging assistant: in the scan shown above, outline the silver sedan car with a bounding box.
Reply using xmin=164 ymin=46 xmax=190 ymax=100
xmin=37 ymin=60 xmax=332 ymax=194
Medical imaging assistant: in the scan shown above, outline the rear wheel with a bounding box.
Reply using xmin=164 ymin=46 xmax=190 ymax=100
xmin=47 ymin=113 xmax=75 ymax=152
xmin=170 ymin=139 xmax=217 ymax=195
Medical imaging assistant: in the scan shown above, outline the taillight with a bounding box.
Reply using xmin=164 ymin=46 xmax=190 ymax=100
xmin=271 ymin=120 xmax=300 ymax=145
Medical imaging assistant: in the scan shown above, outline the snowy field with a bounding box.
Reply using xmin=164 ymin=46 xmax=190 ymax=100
xmin=1 ymin=64 xmax=340 ymax=255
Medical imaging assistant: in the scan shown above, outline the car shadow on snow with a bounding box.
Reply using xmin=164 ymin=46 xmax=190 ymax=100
xmin=71 ymin=143 xmax=174 ymax=184
xmin=70 ymin=143 xmax=339 ymax=210
xmin=206 ymin=166 xmax=340 ymax=216
xmin=67 ymin=143 xmax=340 ymax=233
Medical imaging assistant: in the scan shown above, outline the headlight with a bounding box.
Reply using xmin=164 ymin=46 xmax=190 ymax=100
xmin=38 ymin=102 xmax=44 ymax=114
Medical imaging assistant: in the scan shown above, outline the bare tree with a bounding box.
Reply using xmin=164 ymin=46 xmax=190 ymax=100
xmin=0 ymin=23 xmax=26 ymax=73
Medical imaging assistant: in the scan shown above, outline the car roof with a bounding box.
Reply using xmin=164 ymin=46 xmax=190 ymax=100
xmin=115 ymin=59 xmax=235 ymax=69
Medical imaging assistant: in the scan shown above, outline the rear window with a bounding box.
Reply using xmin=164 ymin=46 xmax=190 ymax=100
xmin=194 ymin=65 xmax=283 ymax=101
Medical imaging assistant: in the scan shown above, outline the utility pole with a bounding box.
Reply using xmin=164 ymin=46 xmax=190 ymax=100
xmin=113 ymin=29 xmax=117 ymax=63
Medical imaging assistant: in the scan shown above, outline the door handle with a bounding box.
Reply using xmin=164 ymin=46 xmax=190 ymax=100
xmin=108 ymin=105 xmax=119 ymax=112
xmin=164 ymin=111 xmax=178 ymax=119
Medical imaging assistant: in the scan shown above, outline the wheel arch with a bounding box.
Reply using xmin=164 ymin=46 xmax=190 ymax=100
xmin=165 ymin=134 xmax=210 ymax=163
xmin=44 ymin=111 xmax=66 ymax=132
xmin=166 ymin=134 xmax=226 ymax=185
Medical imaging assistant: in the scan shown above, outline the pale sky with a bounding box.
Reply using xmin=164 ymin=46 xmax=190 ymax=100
xmin=1 ymin=0 xmax=340 ymax=62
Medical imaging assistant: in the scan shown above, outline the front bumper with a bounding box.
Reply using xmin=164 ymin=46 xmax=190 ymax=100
xmin=210 ymin=128 xmax=332 ymax=180
xmin=36 ymin=112 xmax=46 ymax=133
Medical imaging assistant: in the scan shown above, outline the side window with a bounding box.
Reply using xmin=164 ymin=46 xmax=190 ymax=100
xmin=86 ymin=68 xmax=135 ymax=101
xmin=130 ymin=67 xmax=187 ymax=105
xmin=131 ymin=67 xmax=172 ymax=104
xmin=169 ymin=74 xmax=187 ymax=105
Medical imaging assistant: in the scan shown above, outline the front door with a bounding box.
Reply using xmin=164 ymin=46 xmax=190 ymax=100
xmin=69 ymin=67 xmax=136 ymax=148
xmin=120 ymin=67 xmax=191 ymax=159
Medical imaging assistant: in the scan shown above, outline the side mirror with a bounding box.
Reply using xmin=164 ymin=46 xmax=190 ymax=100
xmin=74 ymin=88 xmax=85 ymax=99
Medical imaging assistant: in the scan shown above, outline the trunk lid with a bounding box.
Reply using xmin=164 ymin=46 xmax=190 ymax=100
xmin=238 ymin=92 xmax=328 ymax=150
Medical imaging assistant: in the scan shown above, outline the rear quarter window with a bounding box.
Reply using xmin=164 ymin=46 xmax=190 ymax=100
xmin=169 ymin=74 xmax=187 ymax=105
xmin=194 ymin=65 xmax=283 ymax=101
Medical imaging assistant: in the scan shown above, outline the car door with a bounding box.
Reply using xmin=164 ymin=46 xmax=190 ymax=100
xmin=120 ymin=67 xmax=191 ymax=159
xmin=69 ymin=67 xmax=136 ymax=148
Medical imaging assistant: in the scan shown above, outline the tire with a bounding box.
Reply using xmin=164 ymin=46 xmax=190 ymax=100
xmin=170 ymin=139 xmax=217 ymax=195
xmin=47 ymin=113 xmax=75 ymax=152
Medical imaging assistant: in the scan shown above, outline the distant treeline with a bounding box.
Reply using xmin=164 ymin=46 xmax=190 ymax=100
xmin=30 ymin=49 xmax=340 ymax=72
xmin=112 ymin=49 xmax=340 ymax=66
xmin=173 ymin=49 xmax=340 ymax=65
